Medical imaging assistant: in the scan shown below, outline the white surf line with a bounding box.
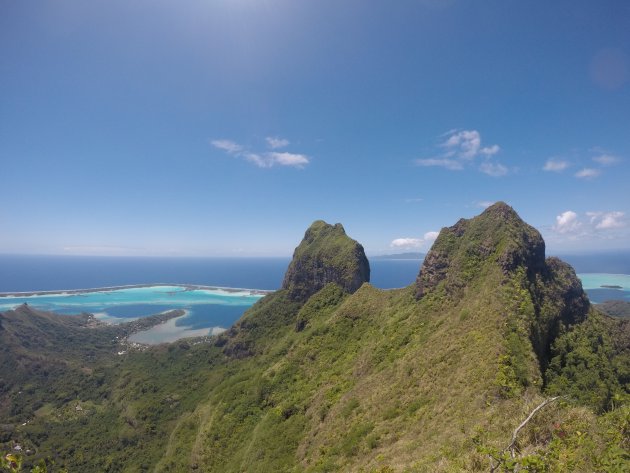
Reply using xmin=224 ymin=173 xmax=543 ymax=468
xmin=0 ymin=283 xmax=274 ymax=298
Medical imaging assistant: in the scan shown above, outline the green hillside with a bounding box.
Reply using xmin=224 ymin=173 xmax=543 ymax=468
xmin=1 ymin=204 xmax=628 ymax=472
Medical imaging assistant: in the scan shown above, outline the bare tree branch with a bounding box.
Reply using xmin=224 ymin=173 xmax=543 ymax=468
xmin=507 ymin=396 xmax=562 ymax=458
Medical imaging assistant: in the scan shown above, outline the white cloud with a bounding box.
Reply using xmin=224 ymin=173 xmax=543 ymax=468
xmin=211 ymin=139 xmax=242 ymax=154
xmin=415 ymin=158 xmax=464 ymax=170
xmin=266 ymin=137 xmax=290 ymax=149
xmin=243 ymin=152 xmax=267 ymax=167
xmin=391 ymin=238 xmax=423 ymax=248
xmin=418 ymin=129 xmax=506 ymax=176
xmin=475 ymin=200 xmax=496 ymax=208
xmin=593 ymin=154 xmax=620 ymax=166
xmin=575 ymin=168 xmax=601 ymax=179
xmin=442 ymin=129 xmax=482 ymax=159
xmin=553 ymin=211 xmax=581 ymax=234
xmin=480 ymin=144 xmax=500 ymax=156
xmin=212 ymin=137 xmax=309 ymax=168
xmin=390 ymin=231 xmax=439 ymax=249
xmin=549 ymin=210 xmax=628 ymax=246
xmin=423 ymin=231 xmax=439 ymax=243
xmin=586 ymin=211 xmax=602 ymax=224
xmin=587 ymin=211 xmax=626 ymax=230
xmin=242 ymin=152 xmax=309 ymax=168
xmin=480 ymin=162 xmax=508 ymax=177
xmin=596 ymin=212 xmax=625 ymax=229
xmin=405 ymin=198 xmax=424 ymax=203
xmin=543 ymin=159 xmax=570 ymax=172
xmin=267 ymin=152 xmax=309 ymax=168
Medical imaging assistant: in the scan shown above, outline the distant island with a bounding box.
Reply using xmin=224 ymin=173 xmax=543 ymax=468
xmin=372 ymin=252 xmax=425 ymax=260
xmin=601 ymin=284 xmax=623 ymax=289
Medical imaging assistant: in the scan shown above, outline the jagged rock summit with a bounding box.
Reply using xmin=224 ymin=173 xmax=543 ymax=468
xmin=415 ymin=201 xmax=590 ymax=371
xmin=416 ymin=201 xmax=546 ymax=300
xmin=282 ymin=220 xmax=370 ymax=301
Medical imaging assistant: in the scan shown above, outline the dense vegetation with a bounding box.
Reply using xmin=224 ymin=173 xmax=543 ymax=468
xmin=1 ymin=204 xmax=628 ymax=472
xmin=597 ymin=300 xmax=630 ymax=318
xmin=282 ymin=220 xmax=370 ymax=301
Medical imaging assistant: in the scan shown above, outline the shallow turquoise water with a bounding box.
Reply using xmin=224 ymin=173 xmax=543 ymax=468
xmin=1 ymin=273 xmax=627 ymax=343
xmin=578 ymin=274 xmax=630 ymax=291
xmin=577 ymin=274 xmax=630 ymax=304
xmin=0 ymin=285 xmax=263 ymax=343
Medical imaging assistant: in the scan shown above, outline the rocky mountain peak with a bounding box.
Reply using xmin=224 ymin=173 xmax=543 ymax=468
xmin=282 ymin=220 xmax=370 ymax=301
xmin=415 ymin=202 xmax=545 ymax=300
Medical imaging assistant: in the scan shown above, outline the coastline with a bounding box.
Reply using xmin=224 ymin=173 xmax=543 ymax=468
xmin=0 ymin=283 xmax=273 ymax=298
xmin=127 ymin=312 xmax=227 ymax=345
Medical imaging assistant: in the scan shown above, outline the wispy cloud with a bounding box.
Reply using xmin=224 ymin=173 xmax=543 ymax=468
xmin=211 ymin=139 xmax=243 ymax=154
xmin=543 ymin=158 xmax=570 ymax=172
xmin=266 ymin=136 xmax=290 ymax=149
xmin=574 ymin=168 xmax=601 ymax=179
xmin=212 ymin=137 xmax=309 ymax=168
xmin=416 ymin=129 xmax=507 ymax=176
xmin=390 ymin=231 xmax=439 ymax=249
xmin=267 ymin=152 xmax=309 ymax=168
xmin=586 ymin=211 xmax=626 ymax=229
xmin=480 ymin=144 xmax=500 ymax=156
xmin=475 ymin=200 xmax=496 ymax=208
xmin=552 ymin=210 xmax=626 ymax=238
xmin=415 ymin=157 xmax=463 ymax=170
xmin=479 ymin=162 xmax=508 ymax=177
xmin=592 ymin=154 xmax=620 ymax=166
xmin=546 ymin=148 xmax=622 ymax=178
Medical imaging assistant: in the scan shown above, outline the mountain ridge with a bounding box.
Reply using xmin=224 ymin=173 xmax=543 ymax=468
xmin=1 ymin=205 xmax=628 ymax=472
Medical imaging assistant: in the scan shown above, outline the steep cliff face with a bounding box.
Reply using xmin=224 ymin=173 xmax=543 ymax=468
xmin=415 ymin=201 xmax=589 ymax=373
xmin=282 ymin=220 xmax=370 ymax=301
xmin=218 ymin=221 xmax=369 ymax=357
xmin=415 ymin=202 xmax=545 ymax=300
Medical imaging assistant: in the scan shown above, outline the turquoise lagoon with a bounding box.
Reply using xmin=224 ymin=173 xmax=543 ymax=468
xmin=577 ymin=273 xmax=630 ymax=303
xmin=0 ymin=285 xmax=265 ymax=344
xmin=1 ymin=273 xmax=628 ymax=344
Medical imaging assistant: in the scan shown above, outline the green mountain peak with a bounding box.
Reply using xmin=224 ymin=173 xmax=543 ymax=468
xmin=2 ymin=208 xmax=628 ymax=472
xmin=416 ymin=201 xmax=545 ymax=300
xmin=282 ymin=220 xmax=370 ymax=301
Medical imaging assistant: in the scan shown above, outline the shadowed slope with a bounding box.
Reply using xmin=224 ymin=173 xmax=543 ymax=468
xmin=218 ymin=220 xmax=370 ymax=357
xmin=282 ymin=220 xmax=370 ymax=302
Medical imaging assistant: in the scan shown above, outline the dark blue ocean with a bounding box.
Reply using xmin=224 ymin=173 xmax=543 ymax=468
xmin=1 ymin=252 xmax=630 ymax=294
xmin=0 ymin=254 xmax=424 ymax=293
xmin=1 ymin=252 xmax=628 ymax=342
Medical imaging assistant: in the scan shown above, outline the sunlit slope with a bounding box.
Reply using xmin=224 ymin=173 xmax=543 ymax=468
xmin=3 ymin=207 xmax=627 ymax=472
xmin=154 ymin=204 xmax=628 ymax=472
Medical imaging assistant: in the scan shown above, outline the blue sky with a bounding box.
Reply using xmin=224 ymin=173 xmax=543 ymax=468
xmin=1 ymin=0 xmax=629 ymax=256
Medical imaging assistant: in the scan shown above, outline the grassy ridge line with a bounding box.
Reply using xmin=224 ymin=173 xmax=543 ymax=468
xmin=1 ymin=208 xmax=628 ymax=471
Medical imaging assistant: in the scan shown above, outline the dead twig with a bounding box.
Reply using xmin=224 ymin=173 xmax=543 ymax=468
xmin=507 ymin=396 xmax=562 ymax=458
